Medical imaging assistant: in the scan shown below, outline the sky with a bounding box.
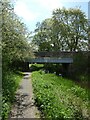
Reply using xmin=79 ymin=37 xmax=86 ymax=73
xmin=14 ymin=0 xmax=89 ymax=32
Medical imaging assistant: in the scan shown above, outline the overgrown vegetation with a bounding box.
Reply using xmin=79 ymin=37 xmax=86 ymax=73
xmin=1 ymin=0 xmax=33 ymax=119
xmin=32 ymin=71 xmax=90 ymax=119
xmin=2 ymin=71 xmax=23 ymax=119
xmin=69 ymin=52 xmax=89 ymax=88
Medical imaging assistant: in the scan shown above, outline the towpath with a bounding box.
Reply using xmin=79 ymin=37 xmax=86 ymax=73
xmin=9 ymin=72 xmax=40 ymax=119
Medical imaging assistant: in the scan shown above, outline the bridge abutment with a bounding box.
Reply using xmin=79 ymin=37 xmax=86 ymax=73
xmin=22 ymin=62 xmax=29 ymax=72
xmin=62 ymin=63 xmax=70 ymax=77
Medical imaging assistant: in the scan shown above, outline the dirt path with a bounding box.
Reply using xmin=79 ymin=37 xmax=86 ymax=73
xmin=9 ymin=72 xmax=40 ymax=119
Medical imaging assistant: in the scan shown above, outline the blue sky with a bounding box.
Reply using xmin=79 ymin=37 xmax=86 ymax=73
xmin=14 ymin=0 xmax=89 ymax=32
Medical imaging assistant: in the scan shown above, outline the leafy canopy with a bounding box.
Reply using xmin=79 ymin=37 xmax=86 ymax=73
xmin=32 ymin=7 xmax=88 ymax=52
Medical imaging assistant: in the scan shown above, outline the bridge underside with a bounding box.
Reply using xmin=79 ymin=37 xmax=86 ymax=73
xmin=26 ymin=58 xmax=73 ymax=64
xmin=23 ymin=58 xmax=73 ymax=77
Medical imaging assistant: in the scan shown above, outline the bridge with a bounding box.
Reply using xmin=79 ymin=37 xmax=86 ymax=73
xmin=26 ymin=51 xmax=74 ymax=64
xmin=26 ymin=51 xmax=89 ymax=64
xmin=23 ymin=51 xmax=89 ymax=75
xmin=27 ymin=58 xmax=73 ymax=64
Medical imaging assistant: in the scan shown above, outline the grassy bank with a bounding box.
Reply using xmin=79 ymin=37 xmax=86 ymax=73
xmin=2 ymin=71 xmax=23 ymax=120
xmin=32 ymin=70 xmax=90 ymax=119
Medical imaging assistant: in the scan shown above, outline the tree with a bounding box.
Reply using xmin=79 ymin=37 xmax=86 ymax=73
xmin=1 ymin=1 xmax=34 ymax=119
xmin=32 ymin=7 xmax=88 ymax=52
xmin=33 ymin=19 xmax=54 ymax=51
xmin=1 ymin=0 xmax=33 ymax=70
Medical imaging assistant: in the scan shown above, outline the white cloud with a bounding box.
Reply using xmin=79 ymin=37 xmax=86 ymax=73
xmin=34 ymin=0 xmax=63 ymax=11
xmin=14 ymin=0 xmax=64 ymax=31
xmin=14 ymin=0 xmax=87 ymax=32
xmin=14 ymin=1 xmax=39 ymax=22
xmin=14 ymin=0 xmax=63 ymax=22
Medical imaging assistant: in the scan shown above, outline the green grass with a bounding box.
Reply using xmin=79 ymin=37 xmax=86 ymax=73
xmin=2 ymin=71 xmax=23 ymax=120
xmin=30 ymin=64 xmax=44 ymax=68
xmin=30 ymin=64 xmax=44 ymax=72
xmin=32 ymin=70 xmax=90 ymax=119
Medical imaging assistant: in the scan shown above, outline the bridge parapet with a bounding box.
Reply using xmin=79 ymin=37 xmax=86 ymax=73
xmin=34 ymin=51 xmax=89 ymax=58
xmin=26 ymin=57 xmax=73 ymax=63
xmin=25 ymin=51 xmax=89 ymax=64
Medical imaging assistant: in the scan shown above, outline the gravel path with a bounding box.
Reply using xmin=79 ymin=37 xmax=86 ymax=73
xmin=9 ymin=72 xmax=40 ymax=119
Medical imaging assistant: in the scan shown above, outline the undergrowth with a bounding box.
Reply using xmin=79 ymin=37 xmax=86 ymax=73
xmin=32 ymin=70 xmax=90 ymax=119
xmin=2 ymin=71 xmax=23 ymax=120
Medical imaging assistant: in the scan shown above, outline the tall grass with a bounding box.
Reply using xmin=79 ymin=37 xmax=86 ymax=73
xmin=32 ymin=70 xmax=90 ymax=119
